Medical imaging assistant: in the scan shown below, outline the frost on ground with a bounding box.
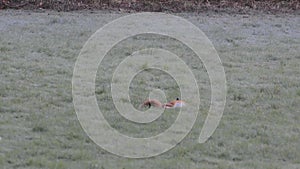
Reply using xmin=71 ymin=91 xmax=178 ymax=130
xmin=0 ymin=10 xmax=299 ymax=169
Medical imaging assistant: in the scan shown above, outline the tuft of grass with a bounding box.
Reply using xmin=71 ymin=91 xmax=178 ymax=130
xmin=242 ymin=23 xmax=260 ymax=28
xmin=296 ymin=89 xmax=300 ymax=96
xmin=233 ymin=93 xmax=246 ymax=101
xmin=163 ymin=64 xmax=169 ymax=71
xmin=141 ymin=62 xmax=149 ymax=70
xmin=32 ymin=125 xmax=48 ymax=132
xmin=0 ymin=46 xmax=10 ymax=52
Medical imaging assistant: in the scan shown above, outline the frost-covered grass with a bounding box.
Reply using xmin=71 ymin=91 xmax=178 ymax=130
xmin=0 ymin=10 xmax=299 ymax=169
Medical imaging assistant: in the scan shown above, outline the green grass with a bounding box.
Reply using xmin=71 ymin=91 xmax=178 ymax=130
xmin=0 ymin=11 xmax=299 ymax=169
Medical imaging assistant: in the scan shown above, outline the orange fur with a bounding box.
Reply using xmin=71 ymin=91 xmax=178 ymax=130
xmin=139 ymin=98 xmax=185 ymax=109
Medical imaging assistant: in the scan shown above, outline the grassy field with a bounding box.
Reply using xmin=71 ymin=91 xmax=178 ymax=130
xmin=0 ymin=10 xmax=299 ymax=169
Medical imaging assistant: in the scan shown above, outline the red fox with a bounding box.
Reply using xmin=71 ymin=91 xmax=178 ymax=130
xmin=139 ymin=98 xmax=185 ymax=109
